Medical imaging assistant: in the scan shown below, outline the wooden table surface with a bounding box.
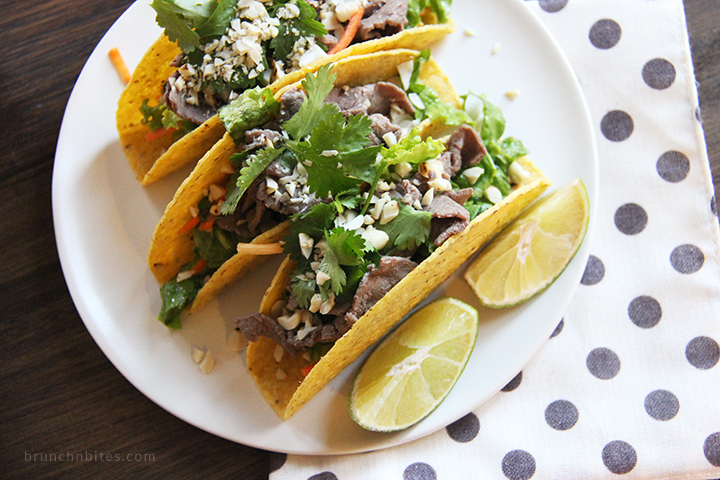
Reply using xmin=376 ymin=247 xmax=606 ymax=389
xmin=2 ymin=1 xmax=718 ymax=478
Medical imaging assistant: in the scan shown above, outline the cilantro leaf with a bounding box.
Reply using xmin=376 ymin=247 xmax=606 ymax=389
xmin=270 ymin=0 xmax=327 ymax=61
xmin=140 ymin=99 xmax=197 ymax=138
xmin=288 ymin=112 xmax=380 ymax=198
xmin=218 ymin=87 xmax=281 ymax=141
xmin=283 ymin=203 xmax=338 ymax=260
xmin=151 ymin=0 xmax=214 ymax=52
xmin=289 ymin=275 xmax=317 ymax=309
xmin=195 ymin=0 xmax=237 ymax=38
xmin=318 ymin=228 xmax=369 ymax=295
xmin=375 ymin=203 xmax=432 ymax=251
xmin=139 ymin=99 xmax=166 ymax=131
xmin=221 ymin=147 xmax=282 ymax=215
xmin=283 ymin=65 xmax=337 ymax=140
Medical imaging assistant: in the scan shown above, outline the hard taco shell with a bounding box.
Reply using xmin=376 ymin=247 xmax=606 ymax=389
xmin=246 ymin=157 xmax=550 ymax=419
xmin=117 ymin=16 xmax=454 ymax=185
xmin=148 ymin=49 xmax=461 ymax=315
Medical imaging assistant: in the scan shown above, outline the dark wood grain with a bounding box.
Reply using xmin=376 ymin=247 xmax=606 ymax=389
xmin=1 ymin=1 xmax=717 ymax=479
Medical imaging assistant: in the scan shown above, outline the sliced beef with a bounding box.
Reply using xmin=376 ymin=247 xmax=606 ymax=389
xmin=424 ymin=195 xmax=470 ymax=246
xmin=235 ymin=313 xmax=305 ymax=356
xmin=264 ymin=157 xmax=294 ymax=178
xmin=163 ymin=73 xmax=217 ymax=124
xmin=449 ymin=124 xmax=488 ymax=168
xmin=443 ymin=187 xmax=473 ymax=206
xmin=244 ymin=128 xmax=284 ymax=150
xmin=319 ymin=34 xmax=339 ymax=50
xmin=343 ymin=256 xmax=417 ymax=325
xmin=368 ymin=113 xmax=403 ymax=146
xmin=278 ymin=88 xmax=306 ymax=123
xmin=358 ymin=0 xmax=409 ymax=40
xmin=324 ymin=82 xmax=414 ymax=117
xmin=389 ymin=179 xmax=423 ymax=205
xmin=256 ymin=180 xmax=323 ymax=216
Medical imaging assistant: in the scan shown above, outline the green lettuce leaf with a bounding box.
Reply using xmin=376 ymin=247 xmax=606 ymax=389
xmin=158 ymin=267 xmax=204 ymax=329
xmin=380 ymin=128 xmax=445 ymax=166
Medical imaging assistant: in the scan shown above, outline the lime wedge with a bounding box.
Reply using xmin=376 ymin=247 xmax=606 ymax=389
xmin=465 ymin=178 xmax=590 ymax=308
xmin=349 ymin=298 xmax=478 ymax=432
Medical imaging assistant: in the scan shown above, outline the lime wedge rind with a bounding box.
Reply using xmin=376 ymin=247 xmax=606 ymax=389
xmin=349 ymin=298 xmax=479 ymax=432
xmin=465 ymin=178 xmax=590 ymax=309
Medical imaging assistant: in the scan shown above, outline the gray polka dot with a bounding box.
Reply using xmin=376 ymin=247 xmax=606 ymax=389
xmin=602 ymin=440 xmax=637 ymax=474
xmin=538 ymin=0 xmax=568 ymax=13
xmin=550 ymin=319 xmax=564 ymax=338
xmin=705 ymin=432 xmax=720 ymax=467
xmin=643 ymin=58 xmax=676 ymax=90
xmin=657 ymin=151 xmax=690 ymax=183
xmin=404 ymin=462 xmax=437 ymax=480
xmin=447 ymin=413 xmax=480 ymax=443
xmin=614 ymin=203 xmax=648 ymax=235
xmin=601 ymin=110 xmax=634 ymax=142
xmin=545 ymin=400 xmax=579 ymax=430
xmin=670 ymin=244 xmax=704 ymax=273
xmin=502 ymin=450 xmax=536 ymax=480
xmin=628 ymin=296 xmax=662 ymax=329
xmin=502 ymin=371 xmax=523 ymax=392
xmin=308 ymin=472 xmax=338 ymax=480
xmin=711 ymin=196 xmax=717 ymax=216
xmin=269 ymin=452 xmax=287 ymax=473
xmin=581 ymin=255 xmax=605 ymax=285
xmin=686 ymin=336 xmax=720 ymax=370
xmin=587 ymin=348 xmax=621 ymax=380
xmin=589 ymin=19 xmax=622 ymax=49
xmin=644 ymin=389 xmax=679 ymax=421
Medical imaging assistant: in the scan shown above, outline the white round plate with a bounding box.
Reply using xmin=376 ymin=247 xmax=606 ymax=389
xmin=53 ymin=0 xmax=598 ymax=455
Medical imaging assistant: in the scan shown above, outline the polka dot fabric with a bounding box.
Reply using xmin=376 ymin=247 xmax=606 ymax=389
xmin=271 ymin=0 xmax=720 ymax=478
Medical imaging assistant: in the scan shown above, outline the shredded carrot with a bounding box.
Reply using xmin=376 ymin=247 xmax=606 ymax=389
xmin=145 ymin=127 xmax=178 ymax=143
xmin=179 ymin=216 xmax=200 ymax=234
xmin=327 ymin=6 xmax=364 ymax=56
xmin=198 ymin=217 xmax=216 ymax=232
xmin=192 ymin=259 xmax=207 ymax=275
xmin=108 ymin=48 xmax=131 ymax=85
xmin=236 ymin=242 xmax=285 ymax=255
xmin=300 ymin=363 xmax=317 ymax=376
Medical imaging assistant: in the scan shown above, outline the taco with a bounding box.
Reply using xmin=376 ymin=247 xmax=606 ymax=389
xmin=117 ymin=0 xmax=455 ymax=185
xmin=226 ymin=73 xmax=551 ymax=419
xmin=149 ymin=48 xmax=476 ymax=328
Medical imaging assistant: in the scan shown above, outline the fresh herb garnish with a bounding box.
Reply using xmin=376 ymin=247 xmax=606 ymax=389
xmin=269 ymin=0 xmax=327 ymax=60
xmin=222 ymin=147 xmax=283 ymax=215
xmin=140 ymin=99 xmax=197 ymax=137
xmin=375 ymin=203 xmax=432 ymax=251
xmin=151 ymin=0 xmax=236 ymax=53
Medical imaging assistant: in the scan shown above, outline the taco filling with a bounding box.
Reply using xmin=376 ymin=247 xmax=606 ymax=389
xmin=142 ymin=0 xmax=452 ymax=139
xmin=227 ymin=62 xmax=534 ymax=357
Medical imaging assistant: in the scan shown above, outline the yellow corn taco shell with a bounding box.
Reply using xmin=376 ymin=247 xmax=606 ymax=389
xmin=246 ymin=157 xmax=550 ymax=419
xmin=117 ymin=16 xmax=453 ymax=185
xmin=148 ymin=49 xmax=460 ymax=315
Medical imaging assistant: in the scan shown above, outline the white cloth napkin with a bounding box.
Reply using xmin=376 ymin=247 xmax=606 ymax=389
xmin=269 ymin=0 xmax=720 ymax=477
